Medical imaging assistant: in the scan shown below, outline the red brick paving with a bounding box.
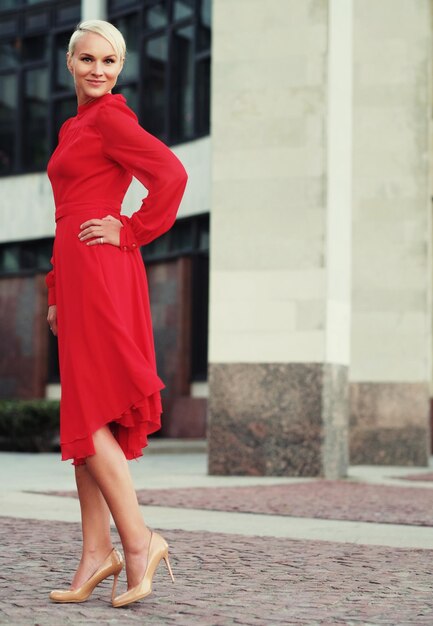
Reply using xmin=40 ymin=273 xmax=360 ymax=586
xmin=38 ymin=480 xmax=433 ymax=526
xmin=1 ymin=517 xmax=433 ymax=625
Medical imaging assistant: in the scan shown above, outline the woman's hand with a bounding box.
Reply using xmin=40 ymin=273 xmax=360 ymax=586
xmin=47 ymin=305 xmax=57 ymax=336
xmin=78 ymin=215 xmax=123 ymax=247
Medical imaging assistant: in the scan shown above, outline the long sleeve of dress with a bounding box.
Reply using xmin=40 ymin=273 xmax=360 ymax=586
xmin=45 ymin=119 xmax=73 ymax=306
xmin=94 ymin=99 xmax=188 ymax=251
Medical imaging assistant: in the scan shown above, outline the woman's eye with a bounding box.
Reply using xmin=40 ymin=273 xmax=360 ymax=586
xmin=81 ymin=57 xmax=114 ymax=63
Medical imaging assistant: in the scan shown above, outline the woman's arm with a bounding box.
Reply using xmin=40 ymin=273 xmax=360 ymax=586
xmin=45 ymin=247 xmax=57 ymax=335
xmin=45 ymin=118 xmax=71 ymax=307
xmin=45 ymin=247 xmax=56 ymax=306
xmin=94 ymin=98 xmax=188 ymax=251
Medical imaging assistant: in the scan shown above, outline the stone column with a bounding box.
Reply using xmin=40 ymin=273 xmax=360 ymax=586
xmin=207 ymin=0 xmax=353 ymax=477
xmin=82 ymin=0 xmax=106 ymax=21
xmin=349 ymin=0 xmax=431 ymax=465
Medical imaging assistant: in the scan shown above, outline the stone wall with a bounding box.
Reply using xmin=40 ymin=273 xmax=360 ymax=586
xmin=350 ymin=0 xmax=432 ymax=464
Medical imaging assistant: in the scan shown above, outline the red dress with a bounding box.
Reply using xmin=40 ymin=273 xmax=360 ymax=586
xmin=45 ymin=92 xmax=188 ymax=466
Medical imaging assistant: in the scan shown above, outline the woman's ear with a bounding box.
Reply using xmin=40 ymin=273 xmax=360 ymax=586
xmin=66 ymin=52 xmax=73 ymax=75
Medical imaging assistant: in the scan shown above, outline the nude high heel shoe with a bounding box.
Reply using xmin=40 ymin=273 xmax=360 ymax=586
xmin=112 ymin=530 xmax=174 ymax=608
xmin=50 ymin=547 xmax=124 ymax=603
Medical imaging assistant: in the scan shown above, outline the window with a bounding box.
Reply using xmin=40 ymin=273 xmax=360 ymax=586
xmin=0 ymin=237 xmax=53 ymax=276
xmin=141 ymin=212 xmax=208 ymax=262
xmin=142 ymin=213 xmax=209 ymax=381
xmin=109 ymin=0 xmax=211 ymax=145
xmin=0 ymin=0 xmax=81 ymax=176
xmin=0 ymin=0 xmax=211 ymax=176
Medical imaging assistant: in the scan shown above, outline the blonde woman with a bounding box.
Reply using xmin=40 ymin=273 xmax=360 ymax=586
xmin=45 ymin=20 xmax=187 ymax=608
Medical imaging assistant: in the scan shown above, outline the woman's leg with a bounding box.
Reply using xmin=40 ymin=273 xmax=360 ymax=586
xmin=70 ymin=465 xmax=114 ymax=589
xmin=85 ymin=424 xmax=152 ymax=589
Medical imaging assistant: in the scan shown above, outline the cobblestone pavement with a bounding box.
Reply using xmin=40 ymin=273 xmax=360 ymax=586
xmin=4 ymin=453 xmax=433 ymax=625
xmin=1 ymin=517 xmax=433 ymax=626
xmin=38 ymin=480 xmax=433 ymax=526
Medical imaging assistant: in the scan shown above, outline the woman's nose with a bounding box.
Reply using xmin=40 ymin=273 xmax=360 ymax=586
xmin=92 ymin=62 xmax=104 ymax=76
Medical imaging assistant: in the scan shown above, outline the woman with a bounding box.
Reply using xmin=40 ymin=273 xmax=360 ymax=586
xmin=45 ymin=20 xmax=187 ymax=608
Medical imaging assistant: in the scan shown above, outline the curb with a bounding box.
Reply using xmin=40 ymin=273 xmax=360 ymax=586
xmin=146 ymin=437 xmax=207 ymax=454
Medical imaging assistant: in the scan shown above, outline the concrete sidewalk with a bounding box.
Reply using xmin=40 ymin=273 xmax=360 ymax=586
xmin=1 ymin=447 xmax=433 ymax=625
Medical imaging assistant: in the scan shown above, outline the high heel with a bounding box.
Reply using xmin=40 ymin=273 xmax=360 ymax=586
xmin=50 ymin=548 xmax=124 ymax=603
xmin=112 ymin=530 xmax=174 ymax=608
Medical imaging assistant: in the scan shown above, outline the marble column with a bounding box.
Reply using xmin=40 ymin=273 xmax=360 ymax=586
xmin=207 ymin=0 xmax=353 ymax=477
xmin=349 ymin=0 xmax=431 ymax=465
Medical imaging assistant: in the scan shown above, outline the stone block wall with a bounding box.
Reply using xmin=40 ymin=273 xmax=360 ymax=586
xmin=350 ymin=0 xmax=432 ymax=464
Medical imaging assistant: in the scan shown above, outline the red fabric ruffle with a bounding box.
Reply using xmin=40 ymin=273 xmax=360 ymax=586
xmin=62 ymin=392 xmax=163 ymax=466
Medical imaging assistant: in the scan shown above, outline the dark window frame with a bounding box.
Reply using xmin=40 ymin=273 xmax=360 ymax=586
xmin=0 ymin=0 xmax=211 ymax=177
xmin=0 ymin=0 xmax=80 ymax=177
xmin=0 ymin=236 xmax=54 ymax=277
xmin=109 ymin=0 xmax=211 ymax=146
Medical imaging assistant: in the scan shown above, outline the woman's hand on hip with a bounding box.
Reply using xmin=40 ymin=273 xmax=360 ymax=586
xmin=47 ymin=305 xmax=57 ymax=336
xmin=78 ymin=215 xmax=123 ymax=247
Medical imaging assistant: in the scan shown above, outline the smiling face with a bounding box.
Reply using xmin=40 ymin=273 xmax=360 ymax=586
xmin=66 ymin=32 xmax=124 ymax=106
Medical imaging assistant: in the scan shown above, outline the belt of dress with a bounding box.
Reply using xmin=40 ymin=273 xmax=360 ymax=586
xmin=55 ymin=201 xmax=121 ymax=222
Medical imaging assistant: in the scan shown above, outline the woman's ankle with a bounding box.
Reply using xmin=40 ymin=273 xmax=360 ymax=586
xmin=81 ymin=543 xmax=114 ymax=562
xmin=122 ymin=527 xmax=152 ymax=559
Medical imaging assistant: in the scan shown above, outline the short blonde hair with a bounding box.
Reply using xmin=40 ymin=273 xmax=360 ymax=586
xmin=68 ymin=19 xmax=126 ymax=61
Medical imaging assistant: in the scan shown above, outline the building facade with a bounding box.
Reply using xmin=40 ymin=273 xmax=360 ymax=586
xmin=1 ymin=0 xmax=432 ymax=475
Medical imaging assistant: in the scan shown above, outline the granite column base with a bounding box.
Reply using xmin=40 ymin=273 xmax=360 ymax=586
xmin=207 ymin=363 xmax=349 ymax=478
xmin=349 ymin=382 xmax=430 ymax=466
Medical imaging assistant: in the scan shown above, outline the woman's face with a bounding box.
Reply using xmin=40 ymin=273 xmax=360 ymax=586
xmin=67 ymin=32 xmax=123 ymax=105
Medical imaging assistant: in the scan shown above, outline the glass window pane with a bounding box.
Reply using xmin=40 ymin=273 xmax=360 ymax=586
xmin=170 ymin=219 xmax=193 ymax=252
xmin=21 ymin=245 xmax=37 ymax=270
xmin=145 ymin=1 xmax=168 ymax=30
xmin=171 ymin=25 xmax=194 ymax=142
xmin=0 ymin=0 xmax=18 ymax=9
xmin=196 ymin=56 xmax=210 ymax=136
xmin=174 ymin=0 xmax=194 ymax=21
xmin=23 ymin=67 xmax=49 ymax=168
xmin=0 ymin=74 xmax=17 ymax=174
xmin=143 ymin=35 xmax=168 ymax=138
xmin=3 ymin=246 xmax=19 ymax=272
xmin=22 ymin=34 xmax=49 ymax=62
xmin=0 ymin=40 xmax=19 ymax=70
xmin=198 ymin=218 xmax=209 ymax=251
xmin=108 ymin=0 xmax=137 ymax=11
xmin=142 ymin=232 xmax=170 ymax=260
xmin=54 ymin=97 xmax=76 ymax=138
xmin=54 ymin=31 xmax=73 ymax=91
xmin=55 ymin=2 xmax=80 ymax=25
xmin=36 ymin=240 xmax=53 ymax=269
xmin=111 ymin=13 xmax=139 ymax=82
xmin=198 ymin=0 xmax=211 ymax=51
xmin=0 ymin=15 xmax=18 ymax=36
xmin=115 ymin=84 xmax=138 ymax=113
xmin=24 ymin=10 xmax=49 ymax=32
